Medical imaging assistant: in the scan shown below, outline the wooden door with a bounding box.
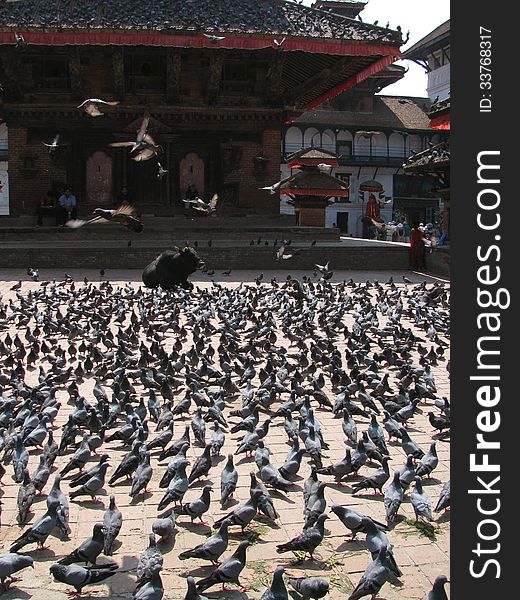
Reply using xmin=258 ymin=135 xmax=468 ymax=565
xmin=86 ymin=151 xmax=113 ymax=206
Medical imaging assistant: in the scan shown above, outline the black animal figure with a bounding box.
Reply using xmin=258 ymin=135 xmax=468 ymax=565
xmin=142 ymin=246 xmax=203 ymax=290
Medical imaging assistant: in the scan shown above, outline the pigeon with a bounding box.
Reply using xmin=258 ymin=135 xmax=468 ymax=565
xmin=157 ymin=163 xmax=169 ymax=180
xmin=434 ymin=481 xmax=450 ymax=513
xmin=66 ymin=203 xmax=144 ymax=233
xmin=276 ymin=514 xmax=329 ymax=559
xmin=362 ymin=517 xmax=402 ymax=577
xmin=130 ymin=451 xmax=153 ymax=498
xmin=398 ymin=454 xmax=418 ymax=490
xmin=175 ymin=485 xmax=212 ymax=525
xmin=133 ymin=562 xmax=164 ymax=600
xmin=260 ymin=565 xmax=288 ymax=600
xmin=152 ymin=513 xmax=176 ymax=542
xmin=69 ymin=461 xmax=109 ymax=502
xmin=423 ymin=575 xmax=449 ymax=600
xmin=77 ymin=98 xmax=120 ymax=117
xmin=179 ymin=519 xmax=230 ymax=564
xmin=69 ymin=455 xmax=109 ymax=489
xmin=16 ymin=469 xmax=37 ymax=525
xmin=50 ymin=563 xmax=118 ymax=594
xmin=103 ymin=496 xmax=123 ymax=556
xmin=109 ymin=113 xmax=151 ymax=154
xmin=58 ymin=523 xmax=105 ymax=566
xmin=203 ymin=34 xmax=226 ymax=43
xmin=259 ymin=455 xmax=294 ymax=492
xmin=184 ymin=576 xmax=210 ymax=600
xmin=415 ymin=442 xmax=439 ymax=478
xmin=347 ymin=546 xmax=393 ymax=600
xmin=220 ymin=454 xmax=238 ymax=508
xmin=186 ymin=194 xmax=219 ymax=216
xmin=137 ymin=534 xmax=163 ymax=583
xmin=195 ymin=540 xmax=250 ymax=592
xmin=43 ymin=133 xmax=69 ymax=155
xmin=60 ymin=433 xmax=91 ymax=477
xmin=383 ymin=472 xmax=405 ymax=525
xmin=157 ymin=458 xmax=189 ymax=511
xmin=11 ymin=435 xmax=29 ymax=483
xmin=330 ymin=505 xmax=386 ymax=541
xmin=351 ymin=456 xmax=391 ymax=495
xmin=410 ymin=476 xmax=433 ymax=522
xmin=10 ymin=502 xmax=58 ymax=553
xmin=304 ymin=482 xmax=328 ymax=529
xmin=0 ymin=554 xmax=34 ymax=590
xmin=250 ymin=472 xmax=279 ymax=521
xmin=213 ymin=490 xmax=261 ymax=531
xmin=47 ymin=475 xmax=71 ymax=538
xmin=188 ymin=444 xmax=212 ymax=484
xmin=288 ymin=576 xmax=330 ymax=599
xmin=316 ymin=449 xmax=352 ymax=481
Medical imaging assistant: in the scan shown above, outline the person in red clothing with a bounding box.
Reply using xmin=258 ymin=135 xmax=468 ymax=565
xmin=409 ymin=223 xmax=426 ymax=269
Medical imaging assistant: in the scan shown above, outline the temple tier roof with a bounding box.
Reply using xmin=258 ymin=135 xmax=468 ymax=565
xmin=0 ymin=0 xmax=401 ymax=43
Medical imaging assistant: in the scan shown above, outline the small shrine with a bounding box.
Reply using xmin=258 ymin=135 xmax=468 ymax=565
xmin=278 ymin=148 xmax=349 ymax=227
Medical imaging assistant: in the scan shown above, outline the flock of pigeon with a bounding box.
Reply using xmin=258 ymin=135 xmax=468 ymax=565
xmin=0 ymin=270 xmax=450 ymax=599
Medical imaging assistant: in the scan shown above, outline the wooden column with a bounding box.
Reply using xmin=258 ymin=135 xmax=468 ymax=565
xmin=112 ymin=47 xmax=125 ymax=100
xmin=264 ymin=51 xmax=285 ymax=106
xmin=0 ymin=50 xmax=23 ymax=101
xmin=166 ymin=48 xmax=182 ymax=103
xmin=206 ymin=52 xmax=224 ymax=105
xmin=69 ymin=48 xmax=83 ymax=100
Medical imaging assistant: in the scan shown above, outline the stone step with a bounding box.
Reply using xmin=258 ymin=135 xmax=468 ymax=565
xmin=1 ymin=240 xmax=410 ymax=271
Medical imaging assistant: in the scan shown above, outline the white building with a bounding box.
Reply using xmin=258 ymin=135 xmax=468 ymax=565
xmin=280 ymin=95 xmax=444 ymax=236
xmin=403 ymin=20 xmax=450 ymax=103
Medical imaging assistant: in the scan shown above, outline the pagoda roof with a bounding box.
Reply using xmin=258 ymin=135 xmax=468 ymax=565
xmin=0 ymin=0 xmax=402 ymax=46
xmin=294 ymin=95 xmax=433 ymax=131
xmin=403 ymin=20 xmax=450 ymax=60
xmin=286 ymin=147 xmax=339 ymax=167
xmin=280 ymin=169 xmax=350 ymax=196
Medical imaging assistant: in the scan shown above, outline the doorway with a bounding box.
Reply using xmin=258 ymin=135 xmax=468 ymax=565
xmin=336 ymin=211 xmax=349 ymax=233
xmin=86 ymin=151 xmax=113 ymax=206
xmin=179 ymin=153 xmax=205 ymax=201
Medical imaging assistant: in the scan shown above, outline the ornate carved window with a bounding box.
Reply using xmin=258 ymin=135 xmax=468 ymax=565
xmin=32 ymin=52 xmax=70 ymax=90
xmin=221 ymin=61 xmax=255 ymax=94
xmin=125 ymin=50 xmax=166 ymax=92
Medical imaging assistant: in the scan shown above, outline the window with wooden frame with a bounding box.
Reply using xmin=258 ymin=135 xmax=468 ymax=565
xmin=221 ymin=60 xmax=255 ymax=94
xmin=125 ymin=49 xmax=166 ymax=92
xmin=32 ymin=53 xmax=70 ymax=90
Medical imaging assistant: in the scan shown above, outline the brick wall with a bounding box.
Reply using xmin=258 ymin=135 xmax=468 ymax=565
xmin=8 ymin=126 xmax=68 ymax=216
xmin=0 ymin=243 xmax=410 ymax=271
xmin=296 ymin=207 xmax=326 ymax=227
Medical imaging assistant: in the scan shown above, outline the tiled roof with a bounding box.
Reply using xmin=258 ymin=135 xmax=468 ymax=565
xmin=0 ymin=0 xmax=402 ymax=43
xmin=287 ymin=148 xmax=339 ymax=161
xmin=281 ymin=169 xmax=350 ymax=191
xmin=295 ymin=95 xmax=432 ymax=131
xmin=403 ymin=20 xmax=450 ymax=59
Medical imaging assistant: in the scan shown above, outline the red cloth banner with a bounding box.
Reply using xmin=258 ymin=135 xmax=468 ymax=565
xmin=0 ymin=30 xmax=401 ymax=58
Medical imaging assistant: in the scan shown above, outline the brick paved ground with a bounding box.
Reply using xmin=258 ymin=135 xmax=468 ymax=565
xmin=0 ymin=269 xmax=450 ymax=600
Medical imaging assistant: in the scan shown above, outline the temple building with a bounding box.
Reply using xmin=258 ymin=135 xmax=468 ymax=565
xmin=0 ymin=0 xmax=403 ymax=218
xmin=280 ymin=79 xmax=447 ymax=234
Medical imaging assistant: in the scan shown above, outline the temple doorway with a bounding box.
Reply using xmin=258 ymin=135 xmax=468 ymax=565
xmin=179 ymin=153 xmax=204 ymax=200
xmin=86 ymin=151 xmax=113 ymax=206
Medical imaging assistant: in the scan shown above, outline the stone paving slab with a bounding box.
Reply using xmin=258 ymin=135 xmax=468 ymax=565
xmin=0 ymin=269 xmax=450 ymax=600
